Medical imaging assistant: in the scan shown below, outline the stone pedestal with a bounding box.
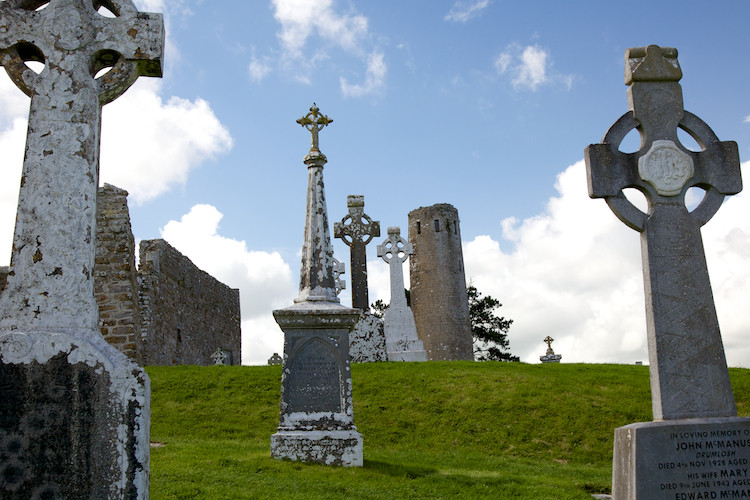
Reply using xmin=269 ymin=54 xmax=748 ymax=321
xmin=271 ymin=302 xmax=362 ymax=467
xmin=349 ymin=312 xmax=388 ymax=363
xmin=384 ymin=306 xmax=428 ymax=362
xmin=613 ymin=417 xmax=750 ymax=499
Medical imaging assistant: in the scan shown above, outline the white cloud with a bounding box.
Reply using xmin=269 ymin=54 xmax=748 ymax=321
xmin=272 ymin=0 xmax=368 ymax=57
xmin=160 ymin=204 xmax=297 ymax=365
xmin=100 ymin=78 xmax=233 ymax=204
xmin=444 ymin=0 xmax=490 ymax=23
xmin=340 ymin=50 xmax=387 ymax=98
xmin=271 ymin=0 xmax=385 ymax=97
xmin=248 ymin=55 xmax=272 ymax=83
xmin=495 ymin=43 xmax=572 ymax=91
xmin=461 ymin=160 xmax=750 ymax=368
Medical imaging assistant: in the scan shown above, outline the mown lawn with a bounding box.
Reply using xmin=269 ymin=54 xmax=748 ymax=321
xmin=147 ymin=362 xmax=750 ymax=499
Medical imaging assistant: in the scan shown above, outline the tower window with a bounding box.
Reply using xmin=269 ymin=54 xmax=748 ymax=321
xmin=434 ymin=219 xmax=440 ymax=232
xmin=416 ymin=221 xmax=421 ymax=235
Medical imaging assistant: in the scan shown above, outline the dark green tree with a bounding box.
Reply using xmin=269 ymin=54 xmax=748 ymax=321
xmin=467 ymin=285 xmax=518 ymax=362
xmin=371 ymin=286 xmax=518 ymax=361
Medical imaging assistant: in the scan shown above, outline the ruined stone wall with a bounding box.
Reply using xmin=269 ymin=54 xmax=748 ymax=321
xmin=138 ymin=239 xmax=241 ymax=365
xmin=408 ymin=203 xmax=474 ymax=361
xmin=94 ymin=184 xmax=143 ymax=363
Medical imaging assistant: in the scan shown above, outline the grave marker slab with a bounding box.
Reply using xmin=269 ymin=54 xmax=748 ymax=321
xmin=0 ymin=1 xmax=163 ymax=497
xmin=271 ymin=104 xmax=362 ymax=467
xmin=585 ymin=45 xmax=748 ymax=500
xmin=377 ymin=227 xmax=426 ymax=362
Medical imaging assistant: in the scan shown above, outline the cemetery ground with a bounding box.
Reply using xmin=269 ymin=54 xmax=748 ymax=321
xmin=148 ymin=362 xmax=750 ymax=499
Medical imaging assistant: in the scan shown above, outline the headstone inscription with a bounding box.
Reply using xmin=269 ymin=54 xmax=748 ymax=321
xmin=377 ymin=227 xmax=427 ymax=362
xmin=539 ymin=335 xmax=561 ymax=363
xmin=585 ymin=45 xmax=748 ymax=499
xmin=271 ymin=104 xmax=363 ymax=467
xmin=334 ymin=195 xmax=380 ymax=311
xmin=0 ymin=1 xmax=163 ymax=498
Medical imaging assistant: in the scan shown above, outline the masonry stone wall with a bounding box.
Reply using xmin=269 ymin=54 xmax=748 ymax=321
xmin=0 ymin=185 xmax=241 ymax=365
xmin=138 ymin=238 xmax=241 ymax=365
xmin=95 ymin=184 xmax=143 ymax=363
xmin=408 ymin=203 xmax=474 ymax=361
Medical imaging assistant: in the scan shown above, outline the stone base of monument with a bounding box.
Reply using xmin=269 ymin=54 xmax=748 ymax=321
xmin=271 ymin=429 xmax=363 ymax=467
xmin=387 ymin=339 xmax=428 ymax=362
xmin=0 ymin=330 xmax=149 ymax=499
xmin=612 ymin=416 xmax=750 ymax=499
xmin=350 ymin=312 xmax=388 ymax=363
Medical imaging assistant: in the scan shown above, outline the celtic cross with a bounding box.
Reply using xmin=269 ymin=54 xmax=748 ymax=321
xmin=334 ymin=195 xmax=380 ymax=310
xmin=0 ymin=0 xmax=163 ymax=335
xmin=585 ymin=45 xmax=741 ymax=420
xmin=377 ymin=227 xmax=412 ymax=310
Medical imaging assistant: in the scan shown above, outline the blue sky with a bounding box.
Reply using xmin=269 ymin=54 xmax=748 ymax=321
xmin=1 ymin=0 xmax=749 ymax=365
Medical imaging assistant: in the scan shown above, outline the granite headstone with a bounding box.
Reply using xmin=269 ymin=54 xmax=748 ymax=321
xmin=585 ymin=45 xmax=748 ymax=499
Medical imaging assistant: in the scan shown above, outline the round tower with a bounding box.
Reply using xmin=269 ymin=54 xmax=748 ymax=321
xmin=408 ymin=204 xmax=473 ymax=360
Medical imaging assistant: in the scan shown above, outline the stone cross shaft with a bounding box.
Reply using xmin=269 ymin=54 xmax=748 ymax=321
xmin=334 ymin=195 xmax=380 ymax=310
xmin=585 ymin=45 xmax=741 ymax=420
xmin=295 ymin=103 xmax=338 ymax=303
xmin=377 ymin=227 xmax=412 ymax=309
xmin=0 ymin=0 xmax=163 ymax=337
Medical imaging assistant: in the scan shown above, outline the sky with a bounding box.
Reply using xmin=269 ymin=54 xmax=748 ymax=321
xmin=0 ymin=0 xmax=749 ymax=366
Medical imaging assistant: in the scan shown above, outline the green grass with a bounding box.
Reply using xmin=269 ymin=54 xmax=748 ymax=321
xmin=146 ymin=362 xmax=750 ymax=499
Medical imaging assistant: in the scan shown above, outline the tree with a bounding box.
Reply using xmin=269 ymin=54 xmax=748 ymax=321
xmin=371 ymin=286 xmax=518 ymax=362
xmin=468 ymin=285 xmax=519 ymax=362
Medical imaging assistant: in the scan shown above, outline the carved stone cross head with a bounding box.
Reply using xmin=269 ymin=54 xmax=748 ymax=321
xmin=585 ymin=45 xmax=741 ymax=232
xmin=297 ymin=102 xmax=332 ymax=157
xmin=0 ymin=0 xmax=164 ymax=106
xmin=334 ymin=195 xmax=381 ymax=247
xmin=543 ymin=335 xmax=554 ymax=349
xmin=377 ymin=227 xmax=412 ymax=265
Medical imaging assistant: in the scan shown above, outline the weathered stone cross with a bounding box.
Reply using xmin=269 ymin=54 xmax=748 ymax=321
xmin=543 ymin=335 xmax=554 ymax=351
xmin=377 ymin=227 xmax=412 ymax=310
xmin=0 ymin=0 xmax=163 ymax=336
xmin=585 ymin=45 xmax=741 ymax=420
xmin=334 ymin=195 xmax=380 ymax=310
xmin=297 ymin=101 xmax=331 ymax=155
xmin=295 ymin=103 xmax=338 ymax=302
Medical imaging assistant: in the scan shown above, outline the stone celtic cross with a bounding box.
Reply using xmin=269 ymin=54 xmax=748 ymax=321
xmin=543 ymin=335 xmax=554 ymax=351
xmin=585 ymin=45 xmax=741 ymax=420
xmin=334 ymin=195 xmax=380 ymax=310
xmin=0 ymin=0 xmax=163 ymax=335
xmin=377 ymin=227 xmax=412 ymax=309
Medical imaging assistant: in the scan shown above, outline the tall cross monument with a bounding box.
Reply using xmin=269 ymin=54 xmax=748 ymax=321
xmin=271 ymin=103 xmax=363 ymax=467
xmin=586 ymin=45 xmax=748 ymax=499
xmin=334 ymin=195 xmax=380 ymax=311
xmin=0 ymin=1 xmax=163 ymax=497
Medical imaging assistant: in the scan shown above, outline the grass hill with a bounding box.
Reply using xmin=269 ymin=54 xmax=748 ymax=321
xmin=147 ymin=362 xmax=750 ymax=499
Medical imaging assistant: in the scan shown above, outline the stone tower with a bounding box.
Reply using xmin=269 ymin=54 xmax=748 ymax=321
xmin=408 ymin=204 xmax=473 ymax=360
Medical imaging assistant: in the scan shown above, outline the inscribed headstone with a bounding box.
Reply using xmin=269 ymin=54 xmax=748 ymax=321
xmin=585 ymin=45 xmax=748 ymax=499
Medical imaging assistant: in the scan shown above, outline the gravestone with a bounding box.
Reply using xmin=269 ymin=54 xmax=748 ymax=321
xmin=585 ymin=45 xmax=748 ymax=499
xmin=377 ymin=227 xmax=427 ymax=362
xmin=348 ymin=311 xmax=387 ymax=363
xmin=271 ymin=104 xmax=362 ymax=467
xmin=539 ymin=335 xmax=561 ymax=363
xmin=268 ymin=352 xmax=282 ymax=365
xmin=211 ymin=347 xmax=228 ymax=365
xmin=334 ymin=195 xmax=380 ymax=311
xmin=0 ymin=1 xmax=163 ymax=498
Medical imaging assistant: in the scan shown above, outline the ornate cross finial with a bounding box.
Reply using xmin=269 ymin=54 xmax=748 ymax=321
xmin=297 ymin=102 xmax=332 ymax=155
xmin=544 ymin=336 xmax=554 ymax=349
